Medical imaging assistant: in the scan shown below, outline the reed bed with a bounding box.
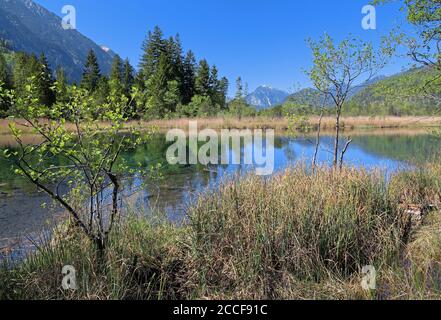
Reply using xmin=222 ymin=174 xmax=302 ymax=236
xmin=1 ymin=164 xmax=441 ymax=300
xmin=1 ymin=116 xmax=441 ymax=136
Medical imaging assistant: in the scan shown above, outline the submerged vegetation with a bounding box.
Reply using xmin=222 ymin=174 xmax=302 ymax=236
xmin=1 ymin=164 xmax=441 ymax=300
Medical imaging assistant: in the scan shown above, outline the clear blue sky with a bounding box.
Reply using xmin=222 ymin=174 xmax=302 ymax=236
xmin=35 ymin=0 xmax=410 ymax=95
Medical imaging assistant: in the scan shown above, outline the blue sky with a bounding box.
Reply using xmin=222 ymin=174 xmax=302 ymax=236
xmin=35 ymin=0 xmax=411 ymax=95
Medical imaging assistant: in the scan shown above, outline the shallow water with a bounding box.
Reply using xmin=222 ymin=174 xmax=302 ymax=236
xmin=0 ymin=131 xmax=440 ymax=253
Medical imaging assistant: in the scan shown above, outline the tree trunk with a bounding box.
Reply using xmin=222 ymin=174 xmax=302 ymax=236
xmin=333 ymin=106 xmax=342 ymax=168
xmin=312 ymin=110 xmax=324 ymax=172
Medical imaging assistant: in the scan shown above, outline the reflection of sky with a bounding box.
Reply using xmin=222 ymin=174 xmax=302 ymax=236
xmin=133 ymin=135 xmax=413 ymax=222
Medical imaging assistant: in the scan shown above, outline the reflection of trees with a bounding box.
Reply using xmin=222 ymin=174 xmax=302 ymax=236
xmin=353 ymin=135 xmax=440 ymax=164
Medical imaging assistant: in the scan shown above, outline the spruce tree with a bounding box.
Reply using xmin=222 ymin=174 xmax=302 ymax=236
xmin=235 ymin=77 xmax=243 ymax=100
xmin=122 ymin=58 xmax=135 ymax=97
xmin=81 ymin=50 xmax=101 ymax=92
xmin=182 ymin=50 xmax=196 ymax=104
xmin=218 ymin=77 xmax=229 ymax=109
xmin=195 ymin=59 xmax=211 ymax=97
xmin=109 ymin=55 xmax=124 ymax=95
xmin=37 ymin=53 xmax=55 ymax=106
xmin=145 ymin=53 xmax=175 ymax=118
xmin=138 ymin=26 xmax=165 ymax=84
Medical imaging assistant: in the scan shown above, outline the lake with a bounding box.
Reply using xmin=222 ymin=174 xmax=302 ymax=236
xmin=0 ymin=130 xmax=440 ymax=255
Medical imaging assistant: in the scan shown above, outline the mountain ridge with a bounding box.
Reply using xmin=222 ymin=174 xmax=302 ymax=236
xmin=0 ymin=0 xmax=114 ymax=81
xmin=246 ymin=85 xmax=289 ymax=109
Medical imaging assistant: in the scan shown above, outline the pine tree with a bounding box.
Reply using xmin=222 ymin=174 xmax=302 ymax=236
xmin=81 ymin=50 xmax=101 ymax=92
xmin=37 ymin=53 xmax=55 ymax=106
xmin=145 ymin=53 xmax=175 ymax=118
xmin=138 ymin=26 xmax=166 ymax=84
xmin=122 ymin=58 xmax=135 ymax=97
xmin=195 ymin=59 xmax=211 ymax=96
xmin=182 ymin=50 xmax=196 ymax=104
xmin=218 ymin=77 xmax=229 ymax=109
xmin=167 ymin=34 xmax=185 ymax=101
xmin=235 ymin=76 xmax=243 ymax=100
xmin=109 ymin=55 xmax=124 ymax=95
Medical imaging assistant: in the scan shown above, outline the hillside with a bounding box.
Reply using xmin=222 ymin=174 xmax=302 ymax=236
xmin=277 ymin=68 xmax=440 ymax=116
xmin=0 ymin=0 xmax=114 ymax=81
xmin=348 ymin=68 xmax=441 ymax=116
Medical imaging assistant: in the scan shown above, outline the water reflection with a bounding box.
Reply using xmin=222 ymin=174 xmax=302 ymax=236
xmin=1 ymin=132 xmax=440 ymax=250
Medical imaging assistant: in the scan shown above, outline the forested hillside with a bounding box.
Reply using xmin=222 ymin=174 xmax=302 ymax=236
xmin=262 ymin=67 xmax=441 ymax=117
xmin=0 ymin=26 xmax=259 ymax=120
xmin=0 ymin=0 xmax=114 ymax=81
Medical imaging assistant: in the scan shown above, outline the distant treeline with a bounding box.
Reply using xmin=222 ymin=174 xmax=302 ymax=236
xmin=0 ymin=26 xmax=257 ymax=120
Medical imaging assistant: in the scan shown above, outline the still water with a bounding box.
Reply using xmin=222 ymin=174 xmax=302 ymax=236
xmin=0 ymin=131 xmax=439 ymax=253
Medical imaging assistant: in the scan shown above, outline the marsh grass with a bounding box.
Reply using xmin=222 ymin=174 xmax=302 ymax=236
xmin=1 ymin=164 xmax=441 ymax=300
xmin=1 ymin=116 xmax=441 ymax=136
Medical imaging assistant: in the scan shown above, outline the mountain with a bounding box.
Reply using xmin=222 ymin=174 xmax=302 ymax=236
xmin=246 ymin=85 xmax=289 ymax=109
xmin=0 ymin=0 xmax=114 ymax=82
xmin=283 ymin=76 xmax=387 ymax=109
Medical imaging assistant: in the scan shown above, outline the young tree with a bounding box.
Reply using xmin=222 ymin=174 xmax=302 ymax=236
xmin=81 ymin=50 xmax=101 ymax=92
xmin=307 ymin=34 xmax=391 ymax=168
xmin=376 ymin=0 xmax=441 ymax=106
xmin=2 ymin=77 xmax=152 ymax=254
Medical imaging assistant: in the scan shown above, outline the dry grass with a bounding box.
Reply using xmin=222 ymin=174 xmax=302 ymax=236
xmin=1 ymin=116 xmax=441 ymax=136
xmin=148 ymin=116 xmax=441 ymax=132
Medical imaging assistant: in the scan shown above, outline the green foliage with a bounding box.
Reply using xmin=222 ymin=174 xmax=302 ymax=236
xmin=2 ymin=76 xmax=155 ymax=251
xmin=81 ymin=50 xmax=101 ymax=92
xmin=136 ymin=26 xmax=229 ymax=119
xmin=349 ymin=67 xmax=441 ymax=116
xmin=195 ymin=59 xmax=211 ymax=96
xmin=55 ymin=67 xmax=68 ymax=104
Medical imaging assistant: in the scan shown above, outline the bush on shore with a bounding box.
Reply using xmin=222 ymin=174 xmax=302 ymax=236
xmin=1 ymin=164 xmax=441 ymax=300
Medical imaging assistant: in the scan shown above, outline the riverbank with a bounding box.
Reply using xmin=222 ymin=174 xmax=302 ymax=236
xmin=1 ymin=116 xmax=441 ymax=136
xmin=1 ymin=163 xmax=441 ymax=300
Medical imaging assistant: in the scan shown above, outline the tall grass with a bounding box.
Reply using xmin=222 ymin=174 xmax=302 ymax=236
xmin=1 ymin=164 xmax=441 ymax=300
xmin=1 ymin=116 xmax=441 ymax=136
